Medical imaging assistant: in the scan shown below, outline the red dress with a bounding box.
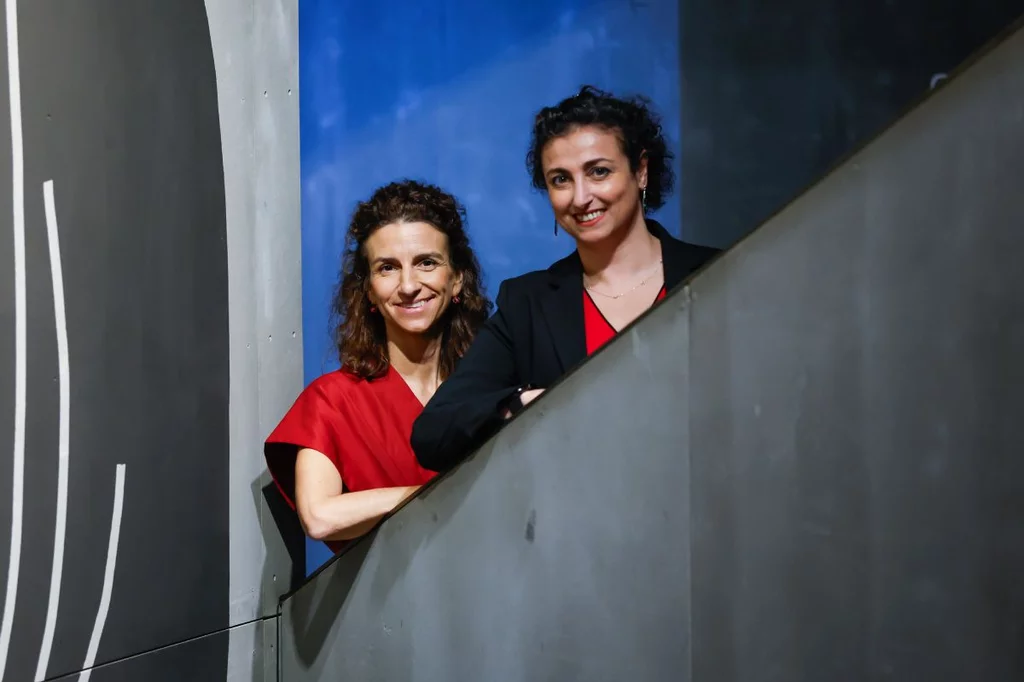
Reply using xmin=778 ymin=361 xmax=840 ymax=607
xmin=584 ymin=286 xmax=667 ymax=355
xmin=264 ymin=366 xmax=437 ymax=552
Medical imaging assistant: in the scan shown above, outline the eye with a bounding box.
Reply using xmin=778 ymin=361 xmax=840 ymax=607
xmin=549 ymin=174 xmax=568 ymax=187
xmin=377 ymin=263 xmax=396 ymax=274
xmin=589 ymin=166 xmax=610 ymax=179
xmin=419 ymin=258 xmax=439 ymax=270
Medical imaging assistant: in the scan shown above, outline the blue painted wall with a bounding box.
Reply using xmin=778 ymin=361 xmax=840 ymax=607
xmin=299 ymin=0 xmax=684 ymax=573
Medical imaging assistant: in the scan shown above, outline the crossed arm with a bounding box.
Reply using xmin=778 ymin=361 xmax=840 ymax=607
xmin=293 ymin=448 xmax=421 ymax=542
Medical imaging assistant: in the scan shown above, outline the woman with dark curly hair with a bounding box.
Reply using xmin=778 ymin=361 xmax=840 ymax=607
xmin=412 ymin=86 xmax=720 ymax=471
xmin=265 ymin=179 xmax=490 ymax=549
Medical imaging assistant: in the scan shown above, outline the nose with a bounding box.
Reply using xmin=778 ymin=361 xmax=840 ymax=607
xmin=398 ymin=268 xmax=421 ymax=297
xmin=571 ymin=177 xmax=592 ymax=209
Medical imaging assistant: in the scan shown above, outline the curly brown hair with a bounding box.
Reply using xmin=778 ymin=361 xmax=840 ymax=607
xmin=331 ymin=179 xmax=491 ymax=381
xmin=526 ymin=85 xmax=674 ymax=211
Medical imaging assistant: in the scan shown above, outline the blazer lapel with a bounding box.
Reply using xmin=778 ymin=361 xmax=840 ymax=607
xmin=651 ymin=219 xmax=710 ymax=290
xmin=538 ymin=253 xmax=586 ymax=374
xmin=536 ymin=220 xmax=713 ymax=375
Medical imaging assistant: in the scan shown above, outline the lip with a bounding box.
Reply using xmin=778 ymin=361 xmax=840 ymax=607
xmin=393 ymin=296 xmax=436 ymax=313
xmin=573 ymin=209 xmax=606 ymax=228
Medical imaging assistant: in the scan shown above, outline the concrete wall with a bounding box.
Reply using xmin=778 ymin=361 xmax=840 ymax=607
xmin=208 ymin=0 xmax=301 ymax=679
xmin=279 ymin=20 xmax=1024 ymax=682
xmin=0 ymin=1 xmax=299 ymax=680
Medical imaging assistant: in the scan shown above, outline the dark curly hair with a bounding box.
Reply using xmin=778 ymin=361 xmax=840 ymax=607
xmin=526 ymin=85 xmax=674 ymax=211
xmin=331 ymin=180 xmax=491 ymax=381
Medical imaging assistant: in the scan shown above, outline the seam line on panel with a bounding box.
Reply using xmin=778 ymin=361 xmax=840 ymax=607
xmin=45 ymin=615 xmax=280 ymax=682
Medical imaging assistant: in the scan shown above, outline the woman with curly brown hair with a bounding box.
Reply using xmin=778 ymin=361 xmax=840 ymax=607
xmin=264 ymin=179 xmax=490 ymax=550
xmin=412 ymin=86 xmax=721 ymax=471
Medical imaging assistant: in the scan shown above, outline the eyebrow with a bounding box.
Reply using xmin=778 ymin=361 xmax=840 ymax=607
xmin=546 ymin=157 xmax=614 ymax=176
xmin=371 ymin=251 xmax=446 ymax=264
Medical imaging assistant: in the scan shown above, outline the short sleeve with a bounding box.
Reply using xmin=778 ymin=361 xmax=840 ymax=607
xmin=264 ymin=380 xmax=344 ymax=510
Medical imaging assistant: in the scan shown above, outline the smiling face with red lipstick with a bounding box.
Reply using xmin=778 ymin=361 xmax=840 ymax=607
xmin=364 ymin=220 xmax=463 ymax=340
xmin=542 ymin=125 xmax=648 ymax=247
xmin=334 ymin=180 xmax=491 ymax=384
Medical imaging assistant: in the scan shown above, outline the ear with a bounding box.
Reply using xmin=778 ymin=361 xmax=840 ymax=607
xmin=452 ymin=270 xmax=465 ymax=298
xmin=636 ymin=150 xmax=649 ymax=189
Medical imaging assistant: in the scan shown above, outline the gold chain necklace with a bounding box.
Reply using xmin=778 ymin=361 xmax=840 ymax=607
xmin=584 ymin=259 xmax=664 ymax=300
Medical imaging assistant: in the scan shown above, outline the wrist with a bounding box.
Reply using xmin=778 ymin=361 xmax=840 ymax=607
xmin=499 ymin=384 xmax=537 ymax=419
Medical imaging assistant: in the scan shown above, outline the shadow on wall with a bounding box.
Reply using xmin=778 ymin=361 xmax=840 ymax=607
xmin=257 ymin=478 xmax=306 ymax=591
xmin=281 ymin=448 xmax=493 ymax=676
xmin=298 ymin=0 xmax=686 ymax=575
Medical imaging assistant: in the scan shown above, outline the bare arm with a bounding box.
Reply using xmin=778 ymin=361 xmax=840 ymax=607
xmin=294 ymin=447 xmax=421 ymax=542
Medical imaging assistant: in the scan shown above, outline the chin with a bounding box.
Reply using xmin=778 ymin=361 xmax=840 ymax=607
xmin=571 ymin=223 xmax=619 ymax=244
xmin=390 ymin=309 xmax=447 ymax=338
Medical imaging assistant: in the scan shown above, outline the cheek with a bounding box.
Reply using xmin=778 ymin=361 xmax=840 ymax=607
xmin=428 ymin=271 xmax=456 ymax=294
xmin=367 ymin=277 xmax=393 ymax=303
xmin=547 ymin=187 xmax=571 ymax=210
xmin=597 ymin=178 xmax=630 ymax=205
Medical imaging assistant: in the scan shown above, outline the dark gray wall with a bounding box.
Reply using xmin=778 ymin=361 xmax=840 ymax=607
xmin=279 ymin=20 xmax=1024 ymax=682
xmin=679 ymin=0 xmax=1024 ymax=249
xmin=0 ymin=0 xmax=299 ymax=680
xmin=685 ymin=20 xmax=1024 ymax=680
xmin=0 ymin=1 xmax=229 ymax=680
xmin=46 ymin=619 xmax=276 ymax=682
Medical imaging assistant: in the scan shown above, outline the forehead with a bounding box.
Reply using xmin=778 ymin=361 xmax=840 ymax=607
xmin=364 ymin=221 xmax=450 ymax=260
xmin=542 ymin=125 xmax=625 ymax=170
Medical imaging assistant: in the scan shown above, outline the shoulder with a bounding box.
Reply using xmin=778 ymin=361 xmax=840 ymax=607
xmin=306 ymin=368 xmax=361 ymax=391
xmin=268 ymin=369 xmax=370 ymax=446
xmin=299 ymin=368 xmax=370 ymax=405
xmin=653 ymin=221 xmax=722 ymax=273
xmin=495 ymin=250 xmax=580 ymax=300
xmin=667 ymin=236 xmax=721 ymax=261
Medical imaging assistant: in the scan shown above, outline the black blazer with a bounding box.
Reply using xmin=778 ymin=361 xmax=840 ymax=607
xmin=411 ymin=220 xmax=721 ymax=471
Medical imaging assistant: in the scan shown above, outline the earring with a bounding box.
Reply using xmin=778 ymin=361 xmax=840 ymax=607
xmin=452 ymin=295 xmax=460 ymax=304
xmin=553 ymin=218 xmax=558 ymax=235
xmin=369 ymin=304 xmax=377 ymax=313
xmin=641 ymin=187 xmax=647 ymax=213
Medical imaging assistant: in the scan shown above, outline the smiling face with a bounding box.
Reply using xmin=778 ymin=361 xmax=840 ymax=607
xmin=363 ymin=221 xmax=463 ymax=342
xmin=541 ymin=125 xmax=648 ymax=246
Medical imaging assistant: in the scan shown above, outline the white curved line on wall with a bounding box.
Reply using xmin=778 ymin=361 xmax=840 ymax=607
xmin=35 ymin=180 xmax=71 ymax=682
xmin=0 ymin=0 xmax=26 ymax=678
xmin=78 ymin=464 xmax=126 ymax=682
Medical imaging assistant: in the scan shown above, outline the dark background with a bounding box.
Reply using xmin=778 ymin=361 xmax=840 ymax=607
xmin=679 ymin=0 xmax=1024 ymax=248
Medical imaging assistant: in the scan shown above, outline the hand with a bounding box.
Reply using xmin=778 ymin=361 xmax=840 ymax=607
xmin=500 ymin=387 xmax=547 ymax=420
xmin=520 ymin=388 xmax=545 ymax=407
